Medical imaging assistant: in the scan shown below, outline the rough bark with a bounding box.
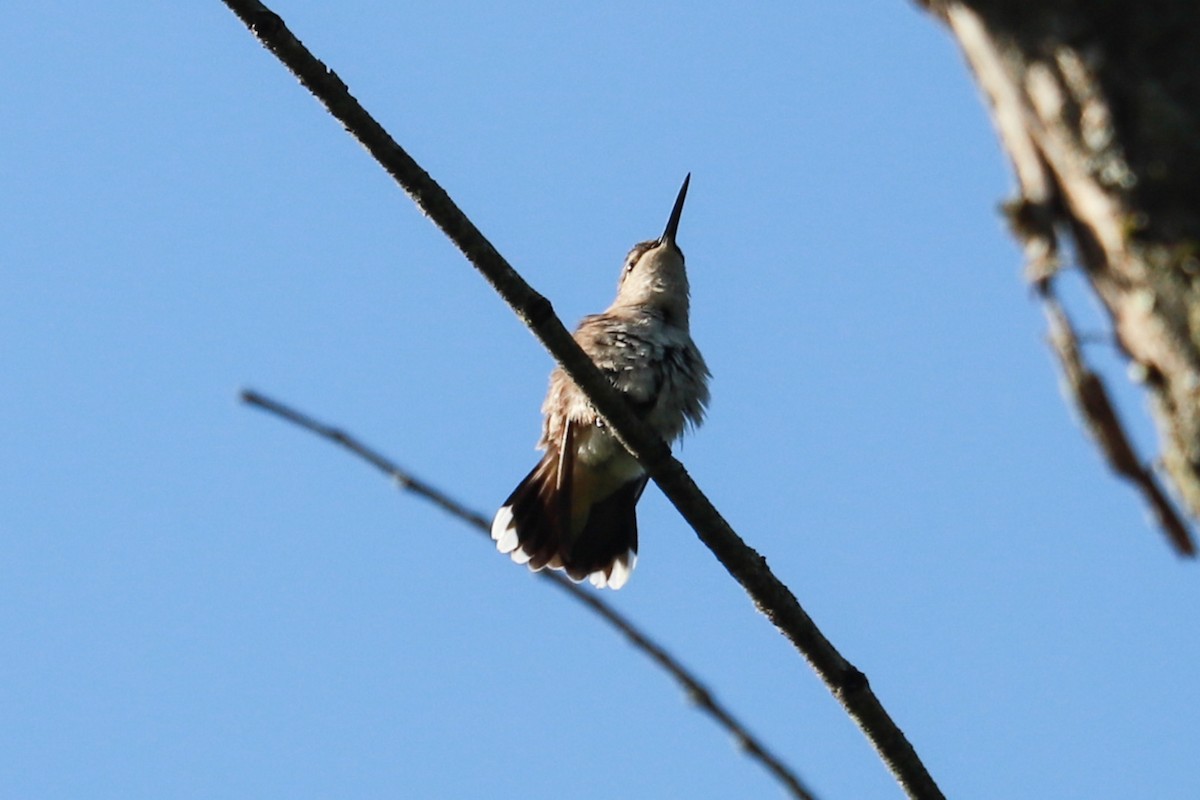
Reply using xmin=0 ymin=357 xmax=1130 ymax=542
xmin=920 ymin=0 xmax=1200 ymax=555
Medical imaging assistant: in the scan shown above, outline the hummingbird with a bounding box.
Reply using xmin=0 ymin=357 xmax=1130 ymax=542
xmin=490 ymin=175 xmax=710 ymax=590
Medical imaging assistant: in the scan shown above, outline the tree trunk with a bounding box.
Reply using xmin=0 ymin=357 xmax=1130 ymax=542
xmin=920 ymin=0 xmax=1200 ymax=555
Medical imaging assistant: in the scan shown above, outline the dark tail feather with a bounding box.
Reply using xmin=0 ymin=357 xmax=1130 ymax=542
xmin=502 ymin=453 xmax=564 ymax=571
xmin=491 ymin=454 xmax=646 ymax=590
xmin=566 ymin=475 xmax=645 ymax=586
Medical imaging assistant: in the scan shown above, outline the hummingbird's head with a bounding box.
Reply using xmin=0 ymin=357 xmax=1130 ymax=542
xmin=614 ymin=174 xmax=692 ymax=324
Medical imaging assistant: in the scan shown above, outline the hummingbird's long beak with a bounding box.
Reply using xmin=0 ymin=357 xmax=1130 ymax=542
xmin=660 ymin=173 xmax=691 ymax=247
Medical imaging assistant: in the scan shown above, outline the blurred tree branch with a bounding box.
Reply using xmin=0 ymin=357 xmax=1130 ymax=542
xmin=220 ymin=1 xmax=943 ymax=797
xmin=920 ymin=0 xmax=1200 ymax=556
xmin=240 ymin=388 xmax=816 ymax=800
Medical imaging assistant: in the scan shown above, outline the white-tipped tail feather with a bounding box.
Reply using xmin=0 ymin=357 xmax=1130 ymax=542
xmin=589 ymin=551 xmax=636 ymax=590
xmin=491 ymin=507 xmax=519 ymax=553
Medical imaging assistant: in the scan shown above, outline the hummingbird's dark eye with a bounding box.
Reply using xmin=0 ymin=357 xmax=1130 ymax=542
xmin=623 ymin=241 xmax=655 ymax=274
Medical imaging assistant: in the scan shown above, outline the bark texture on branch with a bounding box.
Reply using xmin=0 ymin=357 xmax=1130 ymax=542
xmin=922 ymin=0 xmax=1200 ymax=555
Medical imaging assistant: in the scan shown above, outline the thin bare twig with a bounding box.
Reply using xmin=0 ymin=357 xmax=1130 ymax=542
xmin=1040 ymin=289 xmax=1195 ymax=555
xmin=240 ymin=388 xmax=816 ymax=800
xmin=219 ymin=3 xmax=942 ymax=796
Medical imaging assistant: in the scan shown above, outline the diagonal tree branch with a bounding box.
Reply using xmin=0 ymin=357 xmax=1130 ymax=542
xmin=239 ymin=388 xmax=816 ymax=800
xmin=219 ymin=3 xmax=943 ymax=796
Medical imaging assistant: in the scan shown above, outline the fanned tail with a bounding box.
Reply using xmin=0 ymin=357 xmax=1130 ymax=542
xmin=491 ymin=449 xmax=645 ymax=590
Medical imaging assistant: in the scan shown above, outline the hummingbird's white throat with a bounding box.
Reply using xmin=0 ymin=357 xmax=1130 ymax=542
xmin=615 ymin=242 xmax=691 ymax=324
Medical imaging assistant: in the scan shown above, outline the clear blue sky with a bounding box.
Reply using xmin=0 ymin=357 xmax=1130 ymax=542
xmin=4 ymin=3 xmax=1197 ymax=798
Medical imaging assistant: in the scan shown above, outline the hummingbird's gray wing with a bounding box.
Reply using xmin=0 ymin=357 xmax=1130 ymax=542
xmin=574 ymin=314 xmax=668 ymax=416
